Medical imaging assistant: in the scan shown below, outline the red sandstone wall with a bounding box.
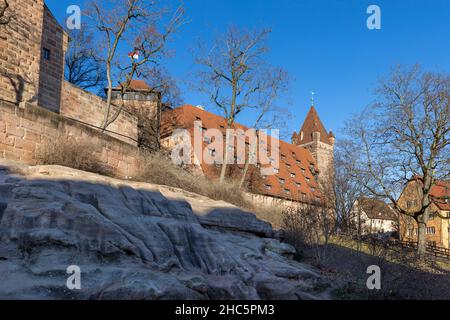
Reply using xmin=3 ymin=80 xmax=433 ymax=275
xmin=0 ymin=0 xmax=45 ymax=106
xmin=60 ymin=82 xmax=139 ymax=145
xmin=0 ymin=100 xmax=139 ymax=177
xmin=38 ymin=5 xmax=69 ymax=112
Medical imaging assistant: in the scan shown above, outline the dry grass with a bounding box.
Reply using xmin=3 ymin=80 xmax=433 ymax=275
xmin=36 ymin=138 xmax=113 ymax=176
xmin=137 ymin=152 xmax=253 ymax=209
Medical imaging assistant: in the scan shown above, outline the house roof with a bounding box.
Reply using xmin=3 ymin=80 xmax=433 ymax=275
xmin=357 ymin=198 xmax=398 ymax=221
xmin=430 ymin=180 xmax=450 ymax=211
xmin=161 ymin=104 xmax=323 ymax=203
xmin=292 ymin=106 xmax=333 ymax=145
xmin=113 ymin=80 xmax=151 ymax=92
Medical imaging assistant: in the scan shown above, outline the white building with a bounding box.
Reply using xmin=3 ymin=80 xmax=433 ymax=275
xmin=352 ymin=198 xmax=399 ymax=235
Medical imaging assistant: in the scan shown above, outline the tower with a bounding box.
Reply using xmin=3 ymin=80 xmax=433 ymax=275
xmin=292 ymin=105 xmax=335 ymax=189
xmin=110 ymin=80 xmax=162 ymax=150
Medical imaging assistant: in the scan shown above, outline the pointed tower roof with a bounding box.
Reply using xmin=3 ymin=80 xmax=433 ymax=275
xmin=298 ymin=106 xmax=332 ymax=145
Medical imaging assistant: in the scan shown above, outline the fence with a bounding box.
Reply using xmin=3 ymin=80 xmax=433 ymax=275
xmin=350 ymin=235 xmax=450 ymax=261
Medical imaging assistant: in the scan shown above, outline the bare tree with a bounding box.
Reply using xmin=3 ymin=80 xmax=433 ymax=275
xmin=195 ymin=27 xmax=288 ymax=183
xmin=333 ymin=139 xmax=364 ymax=235
xmin=342 ymin=65 xmax=449 ymax=257
xmin=238 ymin=68 xmax=290 ymax=188
xmin=86 ymin=0 xmax=184 ymax=130
xmin=0 ymin=0 xmax=12 ymax=25
xmin=65 ymin=28 xmax=106 ymax=91
xmin=281 ymin=202 xmax=334 ymax=265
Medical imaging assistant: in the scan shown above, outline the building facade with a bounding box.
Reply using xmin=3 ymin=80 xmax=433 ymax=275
xmin=398 ymin=179 xmax=450 ymax=248
xmin=352 ymin=198 xmax=399 ymax=235
xmin=0 ymin=1 xmax=160 ymax=147
xmin=161 ymin=104 xmax=335 ymax=207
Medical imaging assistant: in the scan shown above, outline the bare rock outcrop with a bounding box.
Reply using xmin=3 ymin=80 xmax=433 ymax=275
xmin=0 ymin=161 xmax=329 ymax=299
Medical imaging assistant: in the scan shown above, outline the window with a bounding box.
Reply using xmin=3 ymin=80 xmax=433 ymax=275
xmin=407 ymin=228 xmax=415 ymax=237
xmin=286 ymin=163 xmax=291 ymax=169
xmin=311 ymin=187 xmax=316 ymax=192
xmin=305 ymin=177 xmax=310 ymax=182
xmin=284 ymin=189 xmax=290 ymax=195
xmin=208 ymin=148 xmax=216 ymax=157
xmin=273 ymin=168 xmax=279 ymax=174
xmin=43 ymin=48 xmax=50 ymax=60
xmin=195 ymin=116 xmax=201 ymax=121
xmin=290 ymin=172 xmax=296 ymax=178
xmin=295 ymin=182 xmax=301 ymax=188
xmin=264 ymin=184 xmax=272 ymax=190
xmin=426 ymin=227 xmax=436 ymax=235
xmin=203 ymin=136 xmax=211 ymax=144
xmin=278 ymin=178 xmax=285 ymax=185
xmin=296 ymin=160 xmax=301 ymax=165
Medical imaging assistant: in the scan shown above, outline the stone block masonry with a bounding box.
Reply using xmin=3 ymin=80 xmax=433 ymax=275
xmin=0 ymin=0 xmax=45 ymax=106
xmin=38 ymin=4 xmax=69 ymax=112
xmin=0 ymin=100 xmax=140 ymax=178
xmin=61 ymin=82 xmax=139 ymax=145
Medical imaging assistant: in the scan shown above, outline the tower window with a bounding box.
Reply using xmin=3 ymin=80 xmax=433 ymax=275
xmin=43 ymin=48 xmax=51 ymax=60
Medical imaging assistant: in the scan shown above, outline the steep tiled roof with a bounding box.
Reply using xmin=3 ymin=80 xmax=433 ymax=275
xmin=430 ymin=180 xmax=450 ymax=211
xmin=292 ymin=106 xmax=333 ymax=145
xmin=358 ymin=198 xmax=398 ymax=221
xmin=161 ymin=104 xmax=323 ymax=203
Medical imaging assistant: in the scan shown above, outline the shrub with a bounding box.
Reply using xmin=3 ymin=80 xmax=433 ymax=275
xmin=137 ymin=152 xmax=252 ymax=209
xmin=36 ymin=138 xmax=113 ymax=176
xmin=281 ymin=204 xmax=334 ymax=265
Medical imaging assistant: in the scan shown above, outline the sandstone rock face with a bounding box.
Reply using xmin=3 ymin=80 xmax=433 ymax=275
xmin=0 ymin=161 xmax=328 ymax=299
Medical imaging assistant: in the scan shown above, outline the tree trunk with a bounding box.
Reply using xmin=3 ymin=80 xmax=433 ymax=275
xmin=102 ymin=63 xmax=113 ymax=130
xmin=239 ymin=132 xmax=257 ymax=188
xmin=417 ymin=220 xmax=427 ymax=258
xmin=219 ymin=130 xmax=230 ymax=182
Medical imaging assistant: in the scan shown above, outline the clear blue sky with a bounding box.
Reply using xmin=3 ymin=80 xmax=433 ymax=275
xmin=46 ymin=0 xmax=450 ymax=139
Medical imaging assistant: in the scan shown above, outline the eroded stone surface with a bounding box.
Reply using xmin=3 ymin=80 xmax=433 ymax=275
xmin=0 ymin=161 xmax=329 ymax=299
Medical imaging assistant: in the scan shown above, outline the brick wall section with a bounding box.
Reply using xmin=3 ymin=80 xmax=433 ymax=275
xmin=0 ymin=100 xmax=140 ymax=177
xmin=38 ymin=5 xmax=69 ymax=112
xmin=60 ymin=82 xmax=139 ymax=145
xmin=113 ymin=95 xmax=161 ymax=150
xmin=0 ymin=0 xmax=44 ymax=106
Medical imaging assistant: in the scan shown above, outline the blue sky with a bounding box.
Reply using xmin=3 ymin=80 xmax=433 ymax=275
xmin=46 ymin=0 xmax=450 ymax=139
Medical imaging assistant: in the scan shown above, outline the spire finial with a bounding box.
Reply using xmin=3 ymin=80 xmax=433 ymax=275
xmin=311 ymin=91 xmax=315 ymax=106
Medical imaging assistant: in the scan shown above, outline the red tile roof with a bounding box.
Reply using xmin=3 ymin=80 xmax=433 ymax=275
xmin=113 ymin=80 xmax=151 ymax=91
xmin=292 ymin=106 xmax=334 ymax=145
xmin=161 ymin=104 xmax=323 ymax=203
xmin=430 ymin=180 xmax=450 ymax=211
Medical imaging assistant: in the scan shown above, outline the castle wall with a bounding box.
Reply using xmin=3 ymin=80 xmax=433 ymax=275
xmin=300 ymin=140 xmax=334 ymax=188
xmin=113 ymin=95 xmax=161 ymax=150
xmin=0 ymin=0 xmax=45 ymax=106
xmin=38 ymin=5 xmax=68 ymax=112
xmin=0 ymin=100 xmax=139 ymax=177
xmin=61 ymin=82 xmax=139 ymax=145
